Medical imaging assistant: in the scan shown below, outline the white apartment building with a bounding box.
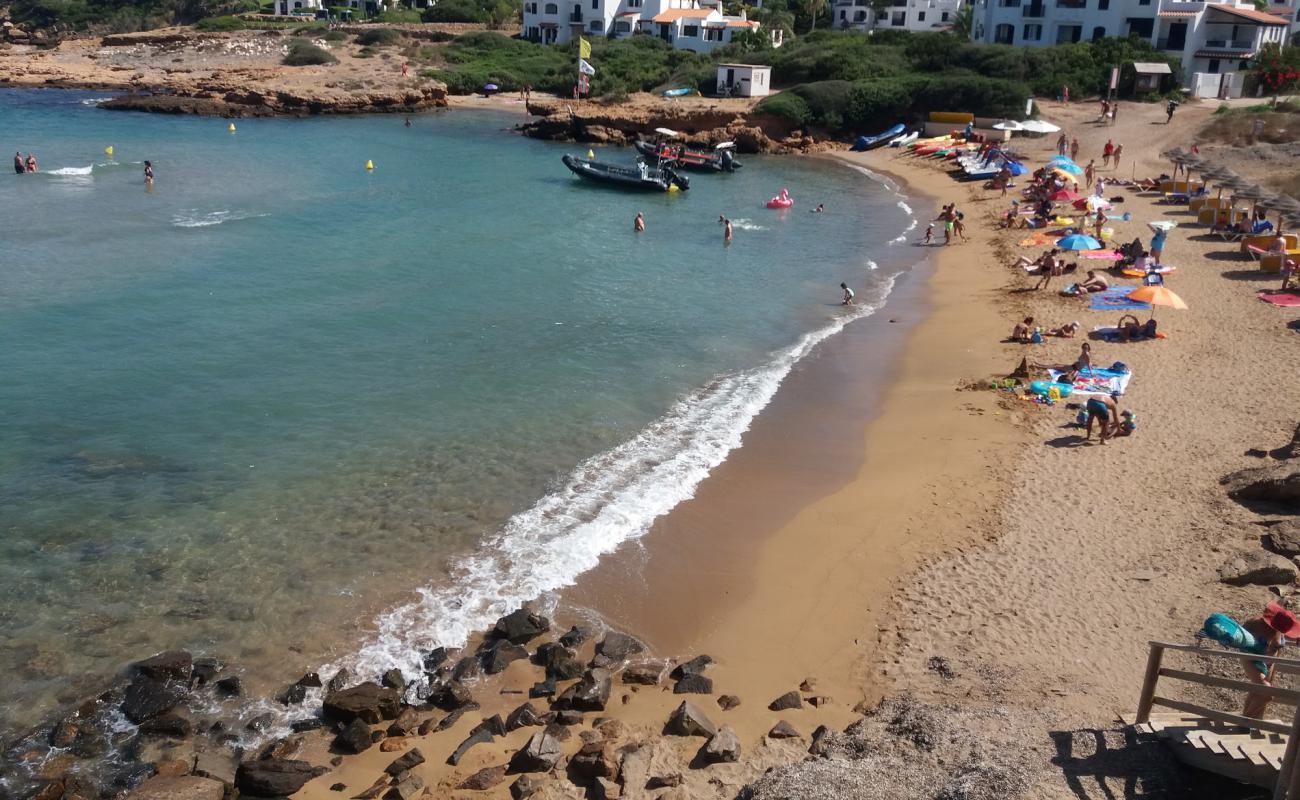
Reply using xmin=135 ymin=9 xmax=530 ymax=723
xmin=972 ymin=0 xmax=1288 ymax=77
xmin=521 ymin=0 xmax=775 ymax=49
xmin=832 ymin=0 xmax=964 ymax=32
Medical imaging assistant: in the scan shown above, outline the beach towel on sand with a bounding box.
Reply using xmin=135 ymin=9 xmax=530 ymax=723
xmin=1082 ymin=251 xmax=1123 ymax=261
xmin=1259 ymin=291 xmax=1300 ymax=307
xmin=1048 ymin=366 xmax=1133 ymax=396
xmin=1090 ymin=287 xmax=1151 ymax=311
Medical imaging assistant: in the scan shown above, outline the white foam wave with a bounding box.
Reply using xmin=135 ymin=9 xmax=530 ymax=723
xmin=896 ymin=200 xmax=913 ymax=215
xmin=889 ymin=235 xmax=906 ymax=244
xmin=729 ymin=218 xmax=766 ymax=231
xmin=172 ymin=210 xmax=268 ymax=228
xmin=337 ymin=275 xmax=900 ymax=684
xmin=80 ymin=97 xmax=113 ymax=106
xmin=47 ymin=165 xmax=94 ymax=176
xmin=867 ymin=260 xmax=879 ymax=270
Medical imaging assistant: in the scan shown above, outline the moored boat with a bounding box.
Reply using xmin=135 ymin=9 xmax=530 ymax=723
xmin=851 ymin=123 xmax=906 ymax=152
xmin=633 ymin=140 xmax=741 ymax=173
xmin=561 ymin=154 xmax=690 ymax=192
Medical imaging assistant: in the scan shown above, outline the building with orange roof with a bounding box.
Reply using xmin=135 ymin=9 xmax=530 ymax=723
xmin=522 ymin=0 xmax=779 ymax=52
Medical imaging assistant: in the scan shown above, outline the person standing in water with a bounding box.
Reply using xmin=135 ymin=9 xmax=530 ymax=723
xmin=840 ymin=282 xmax=855 ymax=305
xmin=25 ymin=153 xmax=37 ymax=173
xmin=14 ymin=151 xmax=25 ymax=174
xmin=723 ymin=217 xmax=733 ymax=243
xmin=144 ymin=160 xmax=154 ymax=186
xmin=634 ymin=212 xmax=645 ymax=233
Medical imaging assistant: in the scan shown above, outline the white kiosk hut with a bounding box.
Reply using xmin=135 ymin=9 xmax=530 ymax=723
xmin=716 ymin=64 xmax=771 ymax=97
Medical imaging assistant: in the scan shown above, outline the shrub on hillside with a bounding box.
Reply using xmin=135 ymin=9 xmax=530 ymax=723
xmin=754 ymin=91 xmax=811 ymax=125
xmin=194 ymin=14 xmax=245 ymax=30
xmin=354 ymin=27 xmax=402 ymax=46
xmin=283 ymin=38 xmax=337 ymax=65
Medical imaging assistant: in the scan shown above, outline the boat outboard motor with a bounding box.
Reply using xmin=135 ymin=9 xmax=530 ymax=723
xmin=665 ymin=168 xmax=689 ymax=191
xmin=720 ymin=149 xmax=734 ymax=172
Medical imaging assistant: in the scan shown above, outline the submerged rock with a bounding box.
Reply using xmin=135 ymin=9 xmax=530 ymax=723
xmin=121 ymin=676 xmax=186 ymax=724
xmin=132 ymin=651 xmax=193 ymax=682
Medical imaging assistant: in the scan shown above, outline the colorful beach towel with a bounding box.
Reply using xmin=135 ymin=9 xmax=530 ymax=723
xmin=1082 ymin=251 xmax=1124 ymax=261
xmin=1048 ymin=366 xmax=1133 ymax=396
xmin=1090 ymin=287 xmax=1151 ymax=311
xmin=1259 ymin=291 xmax=1300 ymax=307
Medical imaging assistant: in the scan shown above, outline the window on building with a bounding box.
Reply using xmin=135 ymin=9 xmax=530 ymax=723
xmin=591 ymin=0 xmax=597 ymax=7
xmin=993 ymin=22 xmax=1014 ymax=42
xmin=1091 ymin=25 xmax=1104 ymax=40
xmin=1137 ymin=0 xmax=1149 ymax=5
xmin=544 ymin=3 xmax=557 ymax=12
xmin=1126 ymin=17 xmax=1153 ymax=37
xmin=891 ymin=10 xmax=905 ymax=24
xmin=705 ymin=27 xmax=722 ymax=40
xmin=839 ymin=8 xmax=845 ymax=18
xmin=590 ymin=19 xmax=601 ymax=30
xmin=614 ymin=19 xmax=631 ymax=31
xmin=1208 ymin=58 xmax=1220 ymax=73
xmin=876 ymin=9 xmax=887 ymax=19
xmin=941 ymin=10 xmax=948 ymax=19
xmin=1240 ymin=59 xmax=1250 ymax=69
xmin=918 ymin=10 xmax=925 ymax=20
xmin=854 ymin=10 xmax=866 ymax=20
xmin=1055 ymin=23 xmax=1080 ymax=42
xmin=1023 ymin=23 xmax=1041 ymax=39
xmin=1098 ymin=0 xmax=1107 ymax=8
xmin=683 ymin=23 xmax=699 ymax=35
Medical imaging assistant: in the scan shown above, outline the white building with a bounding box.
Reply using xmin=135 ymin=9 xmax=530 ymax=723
xmin=522 ymin=0 xmax=778 ymax=50
xmin=833 ymin=0 xmax=964 ymax=32
xmin=273 ymin=0 xmax=324 ymax=15
xmin=717 ymin=62 xmax=772 ymax=94
xmin=972 ymin=0 xmax=1288 ymax=79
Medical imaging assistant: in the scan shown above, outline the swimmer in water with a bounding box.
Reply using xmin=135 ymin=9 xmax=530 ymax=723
xmin=812 ymin=204 xmax=824 ymax=213
xmin=634 ymin=212 xmax=645 ymax=233
xmin=14 ymin=151 xmax=25 ymax=174
xmin=144 ymin=160 xmax=154 ymax=187
xmin=723 ymin=217 xmax=733 ymax=243
xmin=404 ymin=118 xmax=412 ymax=127
xmin=25 ymin=152 xmax=37 ymax=173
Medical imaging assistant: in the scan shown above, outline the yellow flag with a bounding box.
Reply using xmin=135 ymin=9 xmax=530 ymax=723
xmin=579 ymin=37 xmax=591 ymax=59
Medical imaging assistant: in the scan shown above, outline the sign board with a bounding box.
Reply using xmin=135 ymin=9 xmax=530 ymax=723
xmin=1109 ymin=67 xmax=1119 ymax=90
xmin=1025 ymin=97 xmax=1033 ymax=117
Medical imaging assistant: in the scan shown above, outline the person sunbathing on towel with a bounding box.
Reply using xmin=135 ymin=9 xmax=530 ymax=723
xmin=1115 ymin=316 xmax=1157 ymax=342
xmin=1047 ymin=321 xmax=1081 ymax=338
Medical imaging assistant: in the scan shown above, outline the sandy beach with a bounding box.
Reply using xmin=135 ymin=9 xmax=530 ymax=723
xmin=282 ymin=98 xmax=1300 ymax=799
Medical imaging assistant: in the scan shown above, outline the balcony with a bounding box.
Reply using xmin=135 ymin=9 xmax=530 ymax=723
xmin=1203 ymin=38 xmax=1254 ymax=49
xmin=1022 ymin=4 xmax=1044 ymax=16
xmin=569 ymin=10 xmax=582 ymax=21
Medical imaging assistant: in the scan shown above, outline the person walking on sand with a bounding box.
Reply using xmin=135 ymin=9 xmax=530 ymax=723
xmin=1199 ymin=603 xmax=1300 ymax=720
xmin=1069 ymin=137 xmax=1080 ymax=163
xmin=840 ymin=282 xmax=855 ymax=305
xmin=1093 ymin=208 xmax=1106 ymax=240
xmin=1151 ymin=227 xmax=1168 ymax=263
xmin=922 ymin=223 xmax=934 ymax=245
xmin=25 ymin=153 xmax=37 ymax=173
xmin=1110 ymin=102 xmax=1119 ymax=126
xmin=1084 ymin=159 xmax=1095 ymax=189
xmin=1056 ymin=132 xmax=1068 ymax=156
xmin=1102 ymin=139 xmax=1114 ymax=168
xmin=14 ymin=151 xmax=25 ymax=174
xmin=1166 ymin=99 xmax=1178 ymax=124
xmin=1112 ymin=143 xmax=1123 ymax=171
xmin=1062 ymin=84 xmax=1069 ymax=104
xmin=634 ymin=212 xmax=645 ymax=233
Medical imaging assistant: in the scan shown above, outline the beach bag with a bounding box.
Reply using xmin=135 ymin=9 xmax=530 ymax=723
xmin=1030 ymin=330 xmax=1043 ymax=344
xmin=1110 ymin=361 xmax=1129 ymax=373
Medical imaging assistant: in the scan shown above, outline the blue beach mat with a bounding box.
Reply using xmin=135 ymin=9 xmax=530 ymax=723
xmin=1047 ymin=366 xmax=1133 ymax=396
xmin=1090 ymin=287 xmax=1151 ymax=311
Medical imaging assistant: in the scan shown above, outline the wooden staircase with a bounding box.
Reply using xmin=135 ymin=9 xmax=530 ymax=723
xmin=1124 ymin=641 xmax=1300 ymax=799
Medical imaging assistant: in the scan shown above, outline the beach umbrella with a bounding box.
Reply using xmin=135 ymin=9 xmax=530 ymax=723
xmin=1233 ymin=184 xmax=1274 ymax=225
xmin=1263 ymin=194 xmax=1300 ymax=233
xmin=1021 ymin=119 xmax=1061 ymax=134
xmin=483 ymin=83 xmax=499 ymax=93
xmin=1148 ymin=220 xmax=1178 ymax=233
xmin=992 ymin=121 xmax=1023 ymax=131
xmin=1006 ymin=161 xmax=1027 ymax=176
xmin=1051 ymin=168 xmax=1080 ymax=184
xmin=1162 ymin=147 xmax=1190 ymax=178
xmin=1058 ymin=233 xmax=1103 ymax=251
xmin=1128 ymin=284 xmax=1188 ymax=311
xmin=1055 ymin=161 xmax=1084 ymax=175
xmin=1049 ymin=189 xmax=1084 ymax=202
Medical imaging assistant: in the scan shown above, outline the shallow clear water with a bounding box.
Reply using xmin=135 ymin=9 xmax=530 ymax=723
xmin=0 ymin=89 xmax=917 ymax=732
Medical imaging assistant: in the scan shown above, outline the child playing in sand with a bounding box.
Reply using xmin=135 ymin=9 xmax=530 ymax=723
xmin=922 ymin=224 xmax=934 ymax=244
xmin=1115 ymin=409 xmax=1136 ymax=437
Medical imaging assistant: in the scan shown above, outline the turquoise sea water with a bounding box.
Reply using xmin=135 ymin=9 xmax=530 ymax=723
xmin=0 ymin=89 xmax=918 ymax=735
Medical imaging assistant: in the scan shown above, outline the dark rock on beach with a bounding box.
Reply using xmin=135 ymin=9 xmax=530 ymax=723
xmin=701 ymin=725 xmax=740 ymax=764
xmin=665 ymin=701 xmax=716 ymax=738
xmin=121 ymin=676 xmax=186 ymax=724
xmin=1269 ymin=521 xmax=1300 ymax=556
xmin=559 ymin=625 xmax=595 ymax=649
xmin=452 ymin=656 xmax=482 ymax=682
xmin=423 ymin=647 xmax=450 ymax=671
xmin=554 ymin=668 xmax=611 ymax=712
xmin=529 ymin=678 xmax=557 ymax=699
xmin=214 ymin=676 xmax=242 ymax=697
xmin=510 ymin=731 xmax=563 ymax=773
xmin=138 ymin=707 xmax=193 ymax=738
xmin=673 ymin=674 xmax=713 ymax=695
xmin=448 ymin=727 xmax=493 ymax=765
xmin=507 ymin=702 xmax=545 ymax=731
xmin=429 ymin=680 xmax=474 ymax=711
xmin=190 ymin=657 xmax=222 ymax=686
xmin=132 ymin=651 xmax=193 ymax=682
xmin=458 ymin=765 xmax=507 ymax=791
xmin=595 ymin=632 xmax=644 ymax=663
xmin=334 ymin=718 xmax=373 ymax=754
xmin=1223 ymin=462 xmax=1300 ymax=512
xmin=768 ymin=721 xmax=801 ymax=739
xmin=1217 ymin=550 xmax=1298 ymax=586
xmin=768 ymin=691 xmax=803 ymax=711
xmin=277 ymin=683 xmax=308 ymax=705
xmin=326 ymin=668 xmax=351 ymax=692
xmin=717 ymin=695 xmax=741 ymax=710
xmin=386 ymin=707 xmax=421 ymax=737
xmin=291 ymin=717 xmax=325 ymax=732
xmin=234 ymin=759 xmax=327 ymax=797
xmin=381 ymin=669 xmax=406 ymax=694
xmin=493 ymin=609 xmax=551 ymax=645
xmin=622 ymin=662 xmax=663 ymax=685
xmin=384 ymin=748 xmax=426 ymax=775
xmin=322 ymin=682 xmax=402 ymax=724
xmin=670 ymin=655 xmax=713 ymax=680
xmin=511 ymin=774 xmax=545 ymax=799
xmin=481 ymin=640 xmax=529 ymax=675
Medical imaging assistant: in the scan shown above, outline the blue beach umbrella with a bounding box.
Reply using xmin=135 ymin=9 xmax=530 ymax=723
xmin=1049 ymin=155 xmax=1076 ymax=164
xmin=1006 ymin=161 xmax=1027 ymax=176
xmin=1054 ymin=161 xmax=1084 ymax=175
xmin=1057 ymin=233 xmax=1102 ymax=251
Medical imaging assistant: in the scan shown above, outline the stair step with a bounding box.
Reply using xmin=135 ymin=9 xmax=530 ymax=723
xmin=1236 ymin=744 xmax=1268 ymax=767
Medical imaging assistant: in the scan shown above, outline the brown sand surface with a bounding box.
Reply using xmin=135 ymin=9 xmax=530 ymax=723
xmin=292 ymin=99 xmax=1300 ymax=799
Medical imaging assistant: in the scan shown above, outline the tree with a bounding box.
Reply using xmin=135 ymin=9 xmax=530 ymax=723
xmin=1250 ymin=43 xmax=1300 ymax=102
xmin=750 ymin=0 xmax=794 ymax=39
xmin=950 ymin=4 xmax=973 ymax=40
xmin=801 ymin=0 xmax=826 ymax=32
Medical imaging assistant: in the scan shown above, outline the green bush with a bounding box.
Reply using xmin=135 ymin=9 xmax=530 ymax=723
xmin=194 ymin=14 xmax=245 ymax=30
xmin=755 ymin=91 xmax=811 ymax=125
xmin=354 ymin=26 xmax=402 ymax=46
xmin=374 ymin=7 xmax=420 ymax=22
xmin=283 ymin=38 xmax=337 ymax=65
xmin=323 ymin=28 xmax=348 ymax=41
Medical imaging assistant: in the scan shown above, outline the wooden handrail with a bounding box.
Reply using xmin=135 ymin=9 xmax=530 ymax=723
xmin=1159 ymin=667 xmax=1300 ymax=704
xmin=1150 ymin=641 xmax=1300 ymax=671
xmin=1151 ymin=696 xmax=1293 ymax=736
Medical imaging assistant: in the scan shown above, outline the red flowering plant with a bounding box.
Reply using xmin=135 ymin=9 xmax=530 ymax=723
xmin=1251 ymin=43 xmax=1300 ymax=102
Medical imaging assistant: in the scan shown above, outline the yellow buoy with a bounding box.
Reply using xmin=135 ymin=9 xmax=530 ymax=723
xmin=667 ymin=184 xmax=679 ymax=193
xmin=228 ymin=123 xmax=237 ymax=133
xmin=104 ymin=145 xmax=113 ymax=156
xmin=586 ymin=149 xmax=594 ymax=159
xmin=365 ymin=159 xmax=374 ymax=171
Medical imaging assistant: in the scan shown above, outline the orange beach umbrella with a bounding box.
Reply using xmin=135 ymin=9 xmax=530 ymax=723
xmin=1128 ymin=285 xmax=1188 ymax=311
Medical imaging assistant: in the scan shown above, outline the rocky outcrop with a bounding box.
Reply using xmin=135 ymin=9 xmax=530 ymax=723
xmin=1223 ymin=462 xmax=1300 ymax=513
xmin=234 ymin=759 xmax=328 ymax=797
xmin=520 ymin=100 xmax=804 ymax=154
xmin=1217 ymin=550 xmax=1298 ymax=586
xmin=322 ymin=682 xmax=402 ymax=724
xmin=664 ymin=702 xmax=716 ymax=738
xmin=510 ymin=731 xmax=563 ymax=773
xmin=100 ymin=83 xmax=448 ymax=118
